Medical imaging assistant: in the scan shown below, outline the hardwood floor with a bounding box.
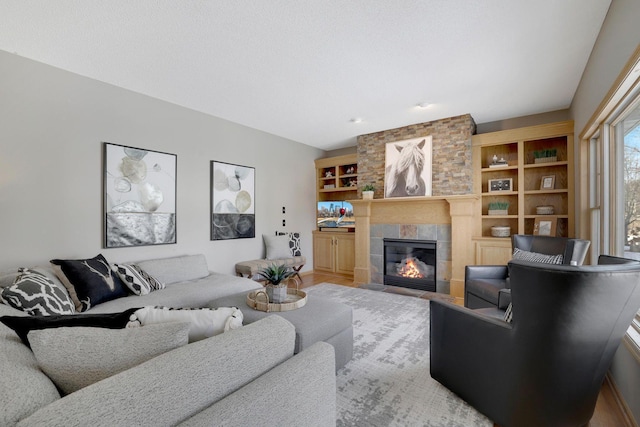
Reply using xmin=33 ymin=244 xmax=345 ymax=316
xmin=299 ymin=271 xmax=631 ymax=427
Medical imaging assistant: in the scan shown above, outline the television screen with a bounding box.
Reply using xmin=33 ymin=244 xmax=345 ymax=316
xmin=317 ymin=201 xmax=355 ymax=228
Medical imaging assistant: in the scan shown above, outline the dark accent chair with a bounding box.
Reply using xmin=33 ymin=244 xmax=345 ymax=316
xmin=465 ymin=234 xmax=591 ymax=309
xmin=430 ymin=258 xmax=640 ymax=427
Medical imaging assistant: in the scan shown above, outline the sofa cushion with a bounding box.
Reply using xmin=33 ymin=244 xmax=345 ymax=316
xmin=129 ymin=306 xmax=243 ymax=342
xmin=0 ymin=304 xmax=60 ymax=426
xmin=263 ymin=234 xmax=292 ymax=260
xmin=28 ymin=322 xmax=190 ymax=395
xmin=1 ymin=268 xmax=75 ymax=315
xmin=50 ymin=254 xmax=129 ymax=312
xmin=512 ymin=247 xmax=564 ymax=264
xmin=136 ymin=254 xmax=209 ymax=285
xmin=0 ymin=307 xmax=140 ymax=347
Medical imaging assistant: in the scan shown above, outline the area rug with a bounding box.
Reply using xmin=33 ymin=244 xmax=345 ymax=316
xmin=305 ymin=283 xmax=492 ymax=427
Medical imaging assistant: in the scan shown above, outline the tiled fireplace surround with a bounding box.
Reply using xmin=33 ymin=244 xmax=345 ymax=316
xmin=370 ymin=223 xmax=451 ymax=293
xmin=351 ymin=114 xmax=478 ymax=298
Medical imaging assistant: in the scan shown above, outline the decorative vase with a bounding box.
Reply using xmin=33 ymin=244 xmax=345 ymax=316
xmin=363 ymin=191 xmax=374 ymax=200
xmin=266 ymin=284 xmax=288 ymax=303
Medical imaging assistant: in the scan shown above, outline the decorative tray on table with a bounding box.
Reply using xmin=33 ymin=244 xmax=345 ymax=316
xmin=246 ymin=289 xmax=307 ymax=313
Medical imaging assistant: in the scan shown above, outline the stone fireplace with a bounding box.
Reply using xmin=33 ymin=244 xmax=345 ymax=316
xmin=351 ymin=114 xmax=478 ymax=298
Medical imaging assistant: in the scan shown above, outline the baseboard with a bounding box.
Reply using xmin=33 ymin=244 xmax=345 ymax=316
xmin=606 ymin=373 xmax=638 ymax=427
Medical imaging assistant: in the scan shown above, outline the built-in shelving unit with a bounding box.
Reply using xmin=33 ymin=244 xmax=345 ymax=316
xmin=472 ymin=121 xmax=574 ymax=264
xmin=315 ymin=154 xmax=358 ymax=202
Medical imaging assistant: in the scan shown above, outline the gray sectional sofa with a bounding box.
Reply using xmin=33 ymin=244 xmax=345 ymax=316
xmin=0 ymin=254 xmax=337 ymax=426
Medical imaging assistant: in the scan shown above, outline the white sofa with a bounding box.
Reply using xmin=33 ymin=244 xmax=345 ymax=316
xmin=0 ymin=254 xmax=337 ymax=426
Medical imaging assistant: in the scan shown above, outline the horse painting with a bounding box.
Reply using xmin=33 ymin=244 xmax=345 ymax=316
xmin=384 ymin=137 xmax=431 ymax=198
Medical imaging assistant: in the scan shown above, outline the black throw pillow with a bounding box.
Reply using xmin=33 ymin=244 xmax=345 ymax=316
xmin=0 ymin=307 xmax=140 ymax=348
xmin=50 ymin=254 xmax=130 ymax=312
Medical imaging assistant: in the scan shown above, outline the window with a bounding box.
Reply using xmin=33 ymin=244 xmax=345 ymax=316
xmin=620 ymin=102 xmax=640 ymax=260
xmin=583 ymin=51 xmax=640 ymax=354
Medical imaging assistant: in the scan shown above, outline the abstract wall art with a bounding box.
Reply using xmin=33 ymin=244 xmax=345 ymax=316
xmin=210 ymin=161 xmax=255 ymax=240
xmin=103 ymin=142 xmax=177 ymax=248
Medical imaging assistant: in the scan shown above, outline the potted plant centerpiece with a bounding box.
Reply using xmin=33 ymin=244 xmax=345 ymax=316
xmin=362 ymin=184 xmax=375 ymax=200
xmin=257 ymin=264 xmax=295 ymax=303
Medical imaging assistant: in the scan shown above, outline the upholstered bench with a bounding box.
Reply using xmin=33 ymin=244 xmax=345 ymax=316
xmin=209 ymin=291 xmax=353 ymax=371
xmin=236 ymin=232 xmax=306 ymax=281
xmin=235 ymin=256 xmax=306 ymax=281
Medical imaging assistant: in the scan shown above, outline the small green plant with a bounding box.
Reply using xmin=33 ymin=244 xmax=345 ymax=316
xmin=257 ymin=264 xmax=295 ymax=287
xmin=488 ymin=201 xmax=509 ymax=211
xmin=534 ymin=148 xmax=557 ymax=159
xmin=362 ymin=184 xmax=375 ymax=192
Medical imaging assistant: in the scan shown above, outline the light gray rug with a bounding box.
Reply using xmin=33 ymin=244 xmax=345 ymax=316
xmin=305 ymin=283 xmax=492 ymax=427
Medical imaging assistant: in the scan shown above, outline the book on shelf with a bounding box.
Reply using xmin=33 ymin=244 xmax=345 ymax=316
xmin=489 ymin=163 xmax=509 ymax=168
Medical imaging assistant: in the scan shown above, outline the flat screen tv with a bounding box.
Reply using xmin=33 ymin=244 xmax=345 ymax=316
xmin=317 ymin=201 xmax=355 ymax=229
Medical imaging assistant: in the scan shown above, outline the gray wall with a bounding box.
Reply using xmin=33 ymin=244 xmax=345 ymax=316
xmin=570 ymin=0 xmax=640 ymax=422
xmin=0 ymin=51 xmax=324 ymax=274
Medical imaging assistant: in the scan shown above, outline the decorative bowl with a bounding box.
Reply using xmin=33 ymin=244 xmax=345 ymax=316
xmin=491 ymin=226 xmax=511 ymax=238
xmin=536 ymin=205 xmax=554 ymax=215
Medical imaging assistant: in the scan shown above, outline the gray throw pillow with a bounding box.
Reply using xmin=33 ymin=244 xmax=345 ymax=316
xmin=28 ymin=322 xmax=190 ymax=394
xmin=263 ymin=234 xmax=291 ymax=259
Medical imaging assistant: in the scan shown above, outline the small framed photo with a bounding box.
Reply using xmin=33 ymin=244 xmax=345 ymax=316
xmin=533 ymin=217 xmax=557 ymax=236
xmin=488 ymin=178 xmax=513 ymax=192
xmin=540 ymin=175 xmax=556 ymax=190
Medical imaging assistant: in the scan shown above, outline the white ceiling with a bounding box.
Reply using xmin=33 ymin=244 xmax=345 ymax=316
xmin=0 ymin=1 xmax=611 ymax=151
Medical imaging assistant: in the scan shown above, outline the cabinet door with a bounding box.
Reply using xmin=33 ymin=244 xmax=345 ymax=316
xmin=334 ymin=234 xmax=356 ymax=275
xmin=474 ymin=239 xmax=512 ymax=265
xmin=313 ymin=233 xmax=335 ymax=272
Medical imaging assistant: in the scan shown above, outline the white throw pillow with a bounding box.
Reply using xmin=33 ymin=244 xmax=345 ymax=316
xmin=263 ymin=234 xmax=291 ymax=260
xmin=28 ymin=322 xmax=190 ymax=395
xmin=128 ymin=306 xmax=243 ymax=342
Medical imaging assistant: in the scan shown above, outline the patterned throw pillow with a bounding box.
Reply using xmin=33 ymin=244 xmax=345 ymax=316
xmin=113 ymin=264 xmax=153 ymax=295
xmin=137 ymin=266 xmax=164 ymax=291
xmin=277 ymin=232 xmax=302 ymax=256
xmin=512 ymin=248 xmax=564 ymax=264
xmin=0 ymin=268 xmax=75 ymax=316
xmin=50 ymin=254 xmax=129 ymax=312
xmin=504 ymin=303 xmax=513 ymax=323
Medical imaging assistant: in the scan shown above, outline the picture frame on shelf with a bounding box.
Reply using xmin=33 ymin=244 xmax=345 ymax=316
xmin=488 ymin=178 xmax=513 ymax=192
xmin=540 ymin=175 xmax=556 ymax=190
xmin=533 ymin=217 xmax=557 ymax=236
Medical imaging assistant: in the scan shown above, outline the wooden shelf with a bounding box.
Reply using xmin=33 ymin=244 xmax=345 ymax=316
xmin=472 ymin=121 xmax=575 ymax=264
xmin=315 ymin=154 xmax=358 ymax=202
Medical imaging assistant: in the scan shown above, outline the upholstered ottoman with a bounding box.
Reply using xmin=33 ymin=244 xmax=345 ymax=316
xmin=209 ymin=291 xmax=353 ymax=370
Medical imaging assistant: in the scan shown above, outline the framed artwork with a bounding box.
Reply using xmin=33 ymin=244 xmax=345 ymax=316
xmin=540 ymin=175 xmax=556 ymax=190
xmin=103 ymin=142 xmax=177 ymax=248
xmin=211 ymin=161 xmax=255 ymax=240
xmin=384 ymin=136 xmax=432 ymax=198
xmin=488 ymin=178 xmax=513 ymax=192
xmin=533 ymin=217 xmax=557 ymax=236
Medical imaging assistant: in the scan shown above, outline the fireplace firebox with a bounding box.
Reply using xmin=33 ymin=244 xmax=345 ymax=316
xmin=383 ymin=238 xmax=436 ymax=291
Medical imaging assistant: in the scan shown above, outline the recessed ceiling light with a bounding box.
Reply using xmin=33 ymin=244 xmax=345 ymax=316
xmin=416 ymin=102 xmax=431 ymax=109
xmin=350 ymin=117 xmax=363 ymax=123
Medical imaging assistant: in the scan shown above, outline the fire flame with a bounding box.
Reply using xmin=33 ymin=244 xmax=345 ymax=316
xmin=398 ymin=258 xmax=424 ymax=278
